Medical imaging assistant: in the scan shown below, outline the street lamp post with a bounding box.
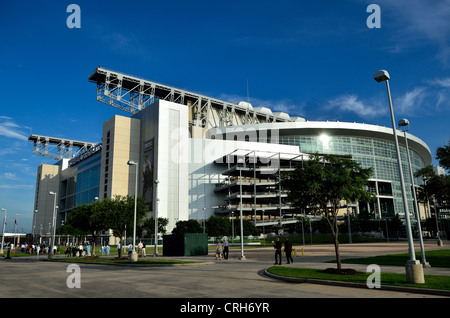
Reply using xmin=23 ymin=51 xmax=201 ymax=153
xmin=237 ymin=159 xmax=246 ymax=260
xmin=203 ymin=208 xmax=206 ymax=234
xmin=1 ymin=208 xmax=6 ymax=255
xmin=262 ymin=210 xmax=265 ymax=247
xmin=374 ymin=70 xmax=424 ymax=284
xmin=347 ymin=203 xmax=352 ymax=244
xmin=33 ymin=210 xmax=38 ymax=244
xmin=398 ymin=118 xmax=430 ymax=267
xmin=48 ymin=192 xmax=57 ymax=260
xmin=154 ymin=179 xmax=159 ymax=257
xmin=127 ymin=160 xmax=139 ymax=262
xmin=13 ymin=214 xmax=18 ymax=251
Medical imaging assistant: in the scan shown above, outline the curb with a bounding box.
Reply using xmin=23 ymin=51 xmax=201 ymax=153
xmin=263 ymin=268 xmax=450 ymax=297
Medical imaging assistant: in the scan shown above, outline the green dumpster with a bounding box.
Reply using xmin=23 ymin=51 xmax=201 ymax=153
xmin=163 ymin=233 xmax=208 ymax=256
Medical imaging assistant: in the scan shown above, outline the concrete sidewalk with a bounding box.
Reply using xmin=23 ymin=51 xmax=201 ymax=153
xmin=1 ymin=240 xmax=449 ymax=298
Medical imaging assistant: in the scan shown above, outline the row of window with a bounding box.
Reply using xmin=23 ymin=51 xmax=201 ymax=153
xmin=277 ymin=135 xmax=426 ymax=216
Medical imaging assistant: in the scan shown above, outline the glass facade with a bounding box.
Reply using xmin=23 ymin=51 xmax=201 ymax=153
xmin=278 ymin=135 xmax=426 ymax=217
xmin=60 ymin=151 xmax=101 ymax=215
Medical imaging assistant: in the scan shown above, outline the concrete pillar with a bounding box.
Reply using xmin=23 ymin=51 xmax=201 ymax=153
xmin=405 ymin=262 xmax=425 ymax=284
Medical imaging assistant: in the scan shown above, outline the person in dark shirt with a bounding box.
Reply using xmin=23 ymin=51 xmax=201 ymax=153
xmin=272 ymin=237 xmax=282 ymax=265
xmin=284 ymin=237 xmax=293 ymax=264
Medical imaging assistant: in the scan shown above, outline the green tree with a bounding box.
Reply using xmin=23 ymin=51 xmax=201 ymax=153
xmin=138 ymin=217 xmax=168 ymax=237
xmin=283 ymin=153 xmax=374 ymax=270
xmin=415 ymin=165 xmax=450 ymax=210
xmin=65 ymin=201 xmax=108 ymax=256
xmin=205 ymin=216 xmax=231 ymax=237
xmin=234 ymin=219 xmax=257 ymax=236
xmin=171 ymin=220 xmax=203 ymax=234
xmin=94 ymin=195 xmax=148 ymax=258
xmin=436 ymin=141 xmax=450 ymax=172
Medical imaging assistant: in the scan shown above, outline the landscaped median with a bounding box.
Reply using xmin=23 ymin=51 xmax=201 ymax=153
xmin=265 ymin=249 xmax=450 ymax=296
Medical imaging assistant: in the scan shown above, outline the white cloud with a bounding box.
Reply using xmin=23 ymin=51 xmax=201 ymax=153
xmin=428 ymin=77 xmax=450 ymax=88
xmin=325 ymin=94 xmax=386 ymax=119
xmin=0 ymin=117 xmax=28 ymax=141
xmin=393 ymin=87 xmax=426 ymax=115
xmin=372 ymin=0 xmax=450 ymax=65
xmin=2 ymin=172 xmax=16 ymax=179
xmin=0 ymin=184 xmax=33 ymax=189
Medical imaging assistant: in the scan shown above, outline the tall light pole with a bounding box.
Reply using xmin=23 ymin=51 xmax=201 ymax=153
xmin=48 ymin=192 xmax=57 ymax=260
xmin=374 ymin=70 xmax=424 ymax=283
xmin=262 ymin=209 xmax=265 ymax=247
xmin=237 ymin=159 xmax=246 ymax=260
xmin=154 ymin=179 xmax=159 ymax=257
xmin=127 ymin=160 xmax=139 ymax=262
xmin=13 ymin=214 xmax=18 ymax=249
xmin=203 ymin=207 xmax=206 ymax=234
xmin=33 ymin=210 xmax=38 ymax=243
xmin=347 ymin=203 xmax=352 ymax=244
xmin=398 ymin=119 xmax=430 ymax=267
xmin=1 ymin=208 xmax=6 ymax=255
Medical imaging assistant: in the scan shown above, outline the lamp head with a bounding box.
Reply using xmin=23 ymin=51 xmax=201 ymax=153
xmin=398 ymin=118 xmax=410 ymax=132
xmin=398 ymin=118 xmax=410 ymax=127
xmin=127 ymin=160 xmax=137 ymax=166
xmin=374 ymin=70 xmax=390 ymax=82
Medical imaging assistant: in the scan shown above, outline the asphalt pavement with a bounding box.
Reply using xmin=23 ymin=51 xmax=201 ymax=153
xmin=0 ymin=240 xmax=449 ymax=309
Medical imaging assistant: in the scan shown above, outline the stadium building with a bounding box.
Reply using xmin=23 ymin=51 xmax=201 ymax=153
xmin=30 ymin=66 xmax=432 ymax=237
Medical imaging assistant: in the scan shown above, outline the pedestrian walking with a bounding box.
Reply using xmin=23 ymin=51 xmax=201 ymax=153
xmin=272 ymin=237 xmax=282 ymax=265
xmin=65 ymin=245 xmax=71 ymax=257
xmin=284 ymin=237 xmax=293 ymax=264
xmin=138 ymin=241 xmax=143 ymax=257
xmin=127 ymin=243 xmax=133 ymax=257
xmin=223 ymin=238 xmax=229 ymax=260
xmin=215 ymin=240 xmax=223 ymax=261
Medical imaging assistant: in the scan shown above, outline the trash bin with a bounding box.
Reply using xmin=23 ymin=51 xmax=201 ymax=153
xmin=163 ymin=233 xmax=208 ymax=256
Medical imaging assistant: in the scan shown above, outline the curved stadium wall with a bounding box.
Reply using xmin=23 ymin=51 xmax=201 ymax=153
xmin=217 ymin=121 xmax=432 ymax=220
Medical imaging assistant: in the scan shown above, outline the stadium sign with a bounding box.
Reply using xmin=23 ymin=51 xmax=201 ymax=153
xmin=68 ymin=143 xmax=102 ymax=167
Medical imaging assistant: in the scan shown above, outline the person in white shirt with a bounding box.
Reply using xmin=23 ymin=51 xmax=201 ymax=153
xmin=138 ymin=241 xmax=143 ymax=257
xmin=223 ymin=238 xmax=229 ymax=260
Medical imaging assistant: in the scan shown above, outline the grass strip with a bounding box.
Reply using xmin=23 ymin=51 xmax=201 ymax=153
xmin=339 ymin=249 xmax=450 ymax=268
xmin=266 ymin=266 xmax=450 ymax=291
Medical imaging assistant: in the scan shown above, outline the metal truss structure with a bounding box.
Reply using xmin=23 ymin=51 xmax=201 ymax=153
xmin=88 ymin=66 xmax=303 ymax=129
xmin=28 ymin=134 xmax=97 ymax=161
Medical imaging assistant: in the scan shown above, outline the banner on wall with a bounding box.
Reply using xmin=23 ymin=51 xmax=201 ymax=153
xmin=143 ymin=138 xmax=154 ymax=209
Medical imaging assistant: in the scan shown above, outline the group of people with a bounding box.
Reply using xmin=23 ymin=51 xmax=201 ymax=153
xmin=214 ymin=237 xmax=294 ymax=265
xmin=272 ymin=237 xmax=293 ymax=265
xmin=126 ymin=241 xmax=147 ymax=257
xmin=64 ymin=243 xmax=91 ymax=257
xmin=1 ymin=242 xmax=48 ymax=255
xmin=100 ymin=244 xmax=111 ymax=256
xmin=215 ymin=238 xmax=229 ymax=260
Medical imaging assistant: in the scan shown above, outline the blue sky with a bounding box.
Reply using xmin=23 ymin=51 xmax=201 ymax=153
xmin=1 ymin=0 xmax=449 ymax=233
